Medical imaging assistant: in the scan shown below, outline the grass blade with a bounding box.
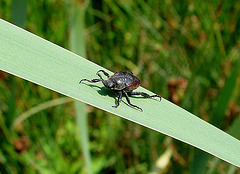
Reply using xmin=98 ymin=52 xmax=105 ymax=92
xmin=211 ymin=60 xmax=239 ymax=126
xmin=11 ymin=0 xmax=27 ymax=28
xmin=69 ymin=1 xmax=92 ymax=173
xmin=11 ymin=97 xmax=72 ymax=130
xmin=190 ymin=60 xmax=240 ymax=173
xmin=0 ymin=19 xmax=240 ymax=168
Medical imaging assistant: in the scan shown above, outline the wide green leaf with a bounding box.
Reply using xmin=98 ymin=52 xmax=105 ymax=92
xmin=0 ymin=19 xmax=240 ymax=168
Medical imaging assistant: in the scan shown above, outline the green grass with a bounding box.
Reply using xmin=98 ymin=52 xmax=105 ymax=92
xmin=0 ymin=0 xmax=240 ymax=173
xmin=69 ymin=1 xmax=92 ymax=174
xmin=1 ymin=15 xmax=240 ymax=170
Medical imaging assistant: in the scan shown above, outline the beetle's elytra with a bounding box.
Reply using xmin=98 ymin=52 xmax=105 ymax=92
xmin=79 ymin=70 xmax=161 ymax=112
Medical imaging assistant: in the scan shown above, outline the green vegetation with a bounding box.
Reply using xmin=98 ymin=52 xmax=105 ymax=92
xmin=0 ymin=0 xmax=240 ymax=173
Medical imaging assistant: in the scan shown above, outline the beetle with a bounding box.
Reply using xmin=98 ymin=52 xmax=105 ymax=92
xmin=79 ymin=70 xmax=161 ymax=111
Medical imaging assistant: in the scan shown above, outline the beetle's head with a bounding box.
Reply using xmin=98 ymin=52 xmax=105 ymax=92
xmin=102 ymin=80 xmax=115 ymax=89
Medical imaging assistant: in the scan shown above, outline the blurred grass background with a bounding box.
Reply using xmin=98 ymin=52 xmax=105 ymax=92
xmin=0 ymin=0 xmax=240 ymax=173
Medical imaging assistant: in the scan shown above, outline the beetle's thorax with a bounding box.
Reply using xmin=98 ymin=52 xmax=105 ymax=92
xmin=103 ymin=71 xmax=140 ymax=91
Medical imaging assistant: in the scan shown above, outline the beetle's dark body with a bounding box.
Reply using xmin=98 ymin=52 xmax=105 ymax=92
xmin=106 ymin=71 xmax=140 ymax=91
xmin=79 ymin=70 xmax=161 ymax=111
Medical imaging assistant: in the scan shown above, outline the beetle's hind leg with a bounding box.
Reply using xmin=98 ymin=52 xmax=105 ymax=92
xmin=130 ymin=91 xmax=161 ymax=101
xmin=112 ymin=91 xmax=123 ymax=108
xmin=96 ymin=70 xmax=110 ymax=78
xmin=123 ymin=91 xmax=143 ymax=112
xmin=79 ymin=79 xmax=102 ymax=84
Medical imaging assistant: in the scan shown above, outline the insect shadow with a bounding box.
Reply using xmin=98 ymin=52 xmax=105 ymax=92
xmin=82 ymin=83 xmax=115 ymax=97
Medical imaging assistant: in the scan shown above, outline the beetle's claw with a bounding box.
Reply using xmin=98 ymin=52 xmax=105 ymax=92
xmin=112 ymin=105 xmax=118 ymax=108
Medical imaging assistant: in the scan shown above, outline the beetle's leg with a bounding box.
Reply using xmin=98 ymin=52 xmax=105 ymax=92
xmin=112 ymin=91 xmax=123 ymax=108
xmin=123 ymin=91 xmax=143 ymax=112
xmin=79 ymin=79 xmax=102 ymax=84
xmin=130 ymin=91 xmax=161 ymax=101
xmin=96 ymin=70 xmax=110 ymax=78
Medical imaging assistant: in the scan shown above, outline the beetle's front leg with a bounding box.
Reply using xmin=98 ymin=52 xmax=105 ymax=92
xmin=112 ymin=91 xmax=123 ymax=108
xmin=96 ymin=70 xmax=110 ymax=79
xmin=79 ymin=79 xmax=102 ymax=84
